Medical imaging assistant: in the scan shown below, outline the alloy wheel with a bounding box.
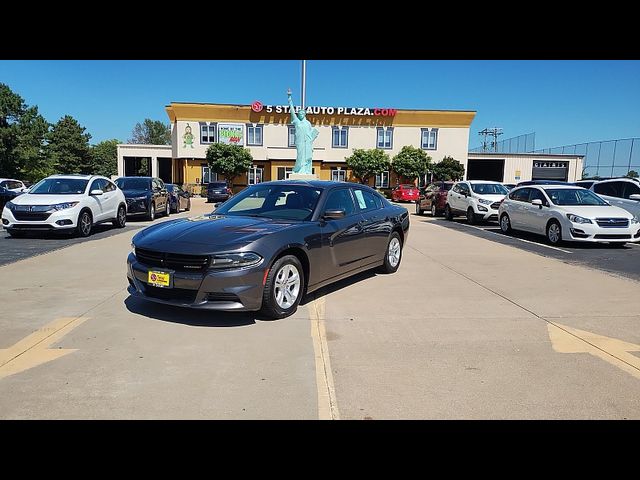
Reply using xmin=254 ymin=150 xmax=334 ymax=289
xmin=274 ymin=264 xmax=301 ymax=309
xmin=388 ymin=237 xmax=401 ymax=267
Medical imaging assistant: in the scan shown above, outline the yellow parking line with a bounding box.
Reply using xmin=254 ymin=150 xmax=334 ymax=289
xmin=308 ymin=296 xmax=340 ymax=420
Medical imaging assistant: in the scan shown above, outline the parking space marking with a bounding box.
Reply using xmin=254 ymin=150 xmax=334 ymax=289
xmin=548 ymin=323 xmax=640 ymax=380
xmin=0 ymin=316 xmax=89 ymax=380
xmin=419 ymin=219 xmax=573 ymax=254
xmin=308 ymin=295 xmax=340 ymax=420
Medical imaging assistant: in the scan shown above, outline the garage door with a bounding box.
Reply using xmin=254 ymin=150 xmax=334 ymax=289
xmin=466 ymin=159 xmax=505 ymax=182
xmin=532 ymin=161 xmax=568 ymax=181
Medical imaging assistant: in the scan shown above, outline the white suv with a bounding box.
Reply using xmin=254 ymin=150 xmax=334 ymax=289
xmin=589 ymin=178 xmax=640 ymax=221
xmin=1 ymin=174 xmax=127 ymax=237
xmin=445 ymin=180 xmax=509 ymax=224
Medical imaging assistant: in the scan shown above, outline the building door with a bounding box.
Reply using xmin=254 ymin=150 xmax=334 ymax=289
xmin=158 ymin=158 xmax=173 ymax=184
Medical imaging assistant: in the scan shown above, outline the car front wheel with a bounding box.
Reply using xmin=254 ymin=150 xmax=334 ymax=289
xmin=415 ymin=202 xmax=424 ymax=215
xmin=147 ymin=202 xmax=155 ymax=221
xmin=444 ymin=204 xmax=453 ymax=220
xmin=76 ymin=210 xmax=93 ymax=237
xmin=261 ymin=255 xmax=305 ymax=319
xmin=547 ymin=220 xmax=562 ymax=245
xmin=431 ymin=204 xmax=438 ymax=217
xmin=500 ymin=213 xmax=512 ymax=233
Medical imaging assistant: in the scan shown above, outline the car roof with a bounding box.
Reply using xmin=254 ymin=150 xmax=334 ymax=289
xmin=259 ymin=179 xmax=371 ymax=189
xmin=0 ymin=178 xmax=22 ymax=182
xmin=536 ymin=185 xmax=584 ymax=190
xmin=48 ymin=174 xmax=96 ymax=179
xmin=117 ymin=176 xmax=152 ymax=179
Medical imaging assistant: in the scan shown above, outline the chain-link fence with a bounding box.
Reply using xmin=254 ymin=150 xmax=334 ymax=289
xmin=533 ymin=138 xmax=640 ymax=178
xmin=469 ymin=132 xmax=535 ymax=154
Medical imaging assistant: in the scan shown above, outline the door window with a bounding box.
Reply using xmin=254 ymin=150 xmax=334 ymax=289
xmin=353 ymin=189 xmax=381 ymax=212
xmin=324 ymin=189 xmax=356 ymax=216
xmin=89 ymin=178 xmax=106 ymax=192
xmin=622 ymin=181 xmax=640 ymax=199
xmin=510 ymin=188 xmax=531 ymax=202
xmin=528 ymin=188 xmax=547 ymax=205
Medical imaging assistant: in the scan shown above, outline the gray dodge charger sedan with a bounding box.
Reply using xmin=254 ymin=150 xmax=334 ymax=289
xmin=127 ymin=180 xmax=410 ymax=318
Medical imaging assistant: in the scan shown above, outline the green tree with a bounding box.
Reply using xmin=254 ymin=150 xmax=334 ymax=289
xmin=205 ymin=143 xmax=253 ymax=188
xmin=129 ymin=119 xmax=171 ymax=145
xmin=45 ymin=115 xmax=92 ymax=174
xmin=0 ymin=83 xmax=51 ymax=181
xmin=391 ymin=146 xmax=431 ymax=183
xmin=90 ymin=139 xmax=120 ymax=177
xmin=345 ymin=148 xmax=391 ymax=184
xmin=431 ymin=155 xmax=465 ymax=181
xmin=626 ymin=170 xmax=639 ymax=179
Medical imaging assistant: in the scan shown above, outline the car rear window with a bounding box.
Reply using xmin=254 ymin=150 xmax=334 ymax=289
xmin=208 ymin=182 xmax=227 ymax=189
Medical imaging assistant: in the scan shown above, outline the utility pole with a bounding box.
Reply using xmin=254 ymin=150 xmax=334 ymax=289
xmin=479 ymin=127 xmax=503 ymax=152
xmin=301 ymin=60 xmax=307 ymax=111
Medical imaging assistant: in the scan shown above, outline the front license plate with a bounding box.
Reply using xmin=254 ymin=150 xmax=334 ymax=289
xmin=148 ymin=271 xmax=171 ymax=288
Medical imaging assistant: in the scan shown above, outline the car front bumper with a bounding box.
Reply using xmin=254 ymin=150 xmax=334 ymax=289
xmin=207 ymin=194 xmax=230 ymax=202
xmin=126 ymin=252 xmax=266 ymax=311
xmin=1 ymin=206 xmax=80 ymax=231
xmin=473 ymin=205 xmax=500 ymax=222
xmin=564 ymin=221 xmax=640 ymax=243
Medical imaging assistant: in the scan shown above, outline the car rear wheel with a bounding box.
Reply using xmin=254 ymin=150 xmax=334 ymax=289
xmin=547 ymin=220 xmax=562 ymax=245
xmin=76 ymin=210 xmax=93 ymax=237
xmin=378 ymin=232 xmax=402 ymax=274
xmin=415 ymin=202 xmax=424 ymax=215
xmin=261 ymin=255 xmax=305 ymax=319
xmin=444 ymin=204 xmax=453 ymax=220
xmin=500 ymin=213 xmax=512 ymax=233
xmin=147 ymin=202 xmax=155 ymax=221
xmin=112 ymin=205 xmax=126 ymax=228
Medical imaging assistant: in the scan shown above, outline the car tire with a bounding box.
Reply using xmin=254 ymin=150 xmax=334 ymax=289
xmin=261 ymin=255 xmax=305 ymax=319
xmin=546 ymin=220 xmax=562 ymax=245
xmin=611 ymin=242 xmax=627 ymax=248
xmin=186 ymin=199 xmax=191 ymax=211
xmin=7 ymin=229 xmax=26 ymax=238
xmin=431 ymin=204 xmax=438 ymax=217
xmin=444 ymin=204 xmax=453 ymax=220
xmin=500 ymin=213 xmax=512 ymax=233
xmin=415 ymin=202 xmax=424 ymax=215
xmin=171 ymin=200 xmax=178 ymax=214
xmin=147 ymin=202 xmax=155 ymax=221
xmin=112 ymin=205 xmax=126 ymax=228
xmin=378 ymin=232 xmax=403 ymax=274
xmin=467 ymin=207 xmax=476 ymax=225
xmin=164 ymin=200 xmax=170 ymax=217
xmin=76 ymin=210 xmax=93 ymax=237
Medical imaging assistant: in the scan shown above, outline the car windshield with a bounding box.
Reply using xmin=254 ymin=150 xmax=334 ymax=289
xmin=29 ymin=178 xmax=88 ymax=195
xmin=545 ymin=188 xmax=609 ymax=206
xmin=400 ymin=184 xmax=415 ymax=189
xmin=471 ymin=183 xmax=508 ymax=195
xmin=115 ymin=178 xmax=150 ymax=190
xmin=166 ymin=184 xmax=175 ymax=192
xmin=215 ymin=184 xmax=323 ymax=221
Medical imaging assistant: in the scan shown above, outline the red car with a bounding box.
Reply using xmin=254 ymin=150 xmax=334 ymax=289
xmin=391 ymin=184 xmax=420 ymax=203
xmin=415 ymin=181 xmax=454 ymax=216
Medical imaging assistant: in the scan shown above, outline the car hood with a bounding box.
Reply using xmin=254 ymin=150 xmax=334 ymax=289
xmin=9 ymin=193 xmax=84 ymax=205
xmin=556 ymin=205 xmax=633 ymax=219
xmin=133 ymin=214 xmax=299 ymax=252
xmin=476 ymin=194 xmax=506 ymax=202
xmin=122 ymin=190 xmax=151 ymax=198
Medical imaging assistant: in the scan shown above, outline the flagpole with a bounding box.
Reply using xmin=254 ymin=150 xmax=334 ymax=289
xmin=301 ymin=60 xmax=307 ymax=111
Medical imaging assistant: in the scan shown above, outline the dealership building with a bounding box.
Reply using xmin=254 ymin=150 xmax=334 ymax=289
xmin=116 ymin=101 xmax=583 ymax=190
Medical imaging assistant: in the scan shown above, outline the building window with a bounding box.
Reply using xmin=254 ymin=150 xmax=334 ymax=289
xmin=247 ymin=124 xmax=263 ymax=146
xmin=277 ymin=166 xmax=315 ymax=180
xmin=421 ymin=128 xmax=438 ymax=150
xmin=377 ymin=127 xmax=393 ymax=149
xmin=331 ymin=168 xmax=346 ymax=182
xmin=288 ymin=126 xmax=296 ymax=147
xmin=201 ymin=165 xmax=218 ymax=184
xmin=201 ymin=123 xmax=216 ymax=144
xmin=332 ymin=126 xmax=348 ymax=148
xmin=248 ymin=166 xmax=264 ymax=185
xmin=375 ymin=171 xmax=390 ymax=188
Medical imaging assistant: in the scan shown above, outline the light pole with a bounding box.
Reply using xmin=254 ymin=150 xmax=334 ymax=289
xmin=301 ymin=60 xmax=307 ymax=111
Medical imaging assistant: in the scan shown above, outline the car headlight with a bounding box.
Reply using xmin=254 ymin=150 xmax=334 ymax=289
xmin=131 ymin=242 xmax=136 ymax=255
xmin=47 ymin=202 xmax=79 ymax=212
xmin=5 ymin=201 xmax=15 ymax=210
xmin=566 ymin=214 xmax=592 ymax=224
xmin=631 ymin=217 xmax=639 ymax=224
xmin=477 ymin=205 xmax=488 ymax=212
xmin=477 ymin=198 xmax=493 ymax=205
xmin=209 ymin=252 xmax=262 ymax=269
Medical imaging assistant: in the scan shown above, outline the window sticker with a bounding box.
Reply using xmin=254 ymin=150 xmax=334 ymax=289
xmin=354 ymin=190 xmax=367 ymax=209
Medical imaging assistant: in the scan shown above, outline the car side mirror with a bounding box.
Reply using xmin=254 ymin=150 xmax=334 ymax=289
xmin=531 ymin=199 xmax=543 ymax=208
xmin=323 ymin=209 xmax=345 ymax=220
xmin=629 ymin=194 xmax=640 ymax=201
xmin=90 ymin=189 xmax=104 ymax=196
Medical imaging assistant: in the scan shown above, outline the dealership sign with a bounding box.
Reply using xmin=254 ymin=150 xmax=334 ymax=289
xmin=218 ymin=123 xmax=244 ymax=145
xmin=251 ymin=101 xmax=397 ymax=117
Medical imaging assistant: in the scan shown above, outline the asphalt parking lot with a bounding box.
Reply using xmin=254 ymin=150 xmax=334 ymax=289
xmin=1 ymin=198 xmax=640 ymax=419
xmin=411 ymin=211 xmax=640 ymax=282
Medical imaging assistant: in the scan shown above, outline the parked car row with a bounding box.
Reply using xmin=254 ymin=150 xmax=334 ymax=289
xmin=413 ymin=177 xmax=640 ymax=246
xmin=1 ymin=174 xmax=194 ymax=238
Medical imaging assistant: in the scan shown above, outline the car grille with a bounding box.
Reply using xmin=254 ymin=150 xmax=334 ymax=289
xmin=143 ymin=285 xmax=198 ymax=303
xmin=487 ymin=214 xmax=499 ymax=221
xmin=593 ymin=234 xmax=631 ymax=239
xmin=490 ymin=202 xmax=502 ymax=210
xmin=595 ymin=218 xmax=629 ymax=228
xmin=135 ymin=248 xmax=210 ymax=272
xmin=13 ymin=212 xmax=52 ymax=221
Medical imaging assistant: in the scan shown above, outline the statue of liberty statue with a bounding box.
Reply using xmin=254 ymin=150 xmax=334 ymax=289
xmin=288 ymin=89 xmax=319 ymax=175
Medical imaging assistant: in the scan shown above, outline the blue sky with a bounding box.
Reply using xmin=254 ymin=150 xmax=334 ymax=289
xmin=1 ymin=60 xmax=638 ymax=149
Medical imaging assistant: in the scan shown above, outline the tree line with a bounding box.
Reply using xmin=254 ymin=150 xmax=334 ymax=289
xmin=0 ymin=83 xmax=170 ymax=183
